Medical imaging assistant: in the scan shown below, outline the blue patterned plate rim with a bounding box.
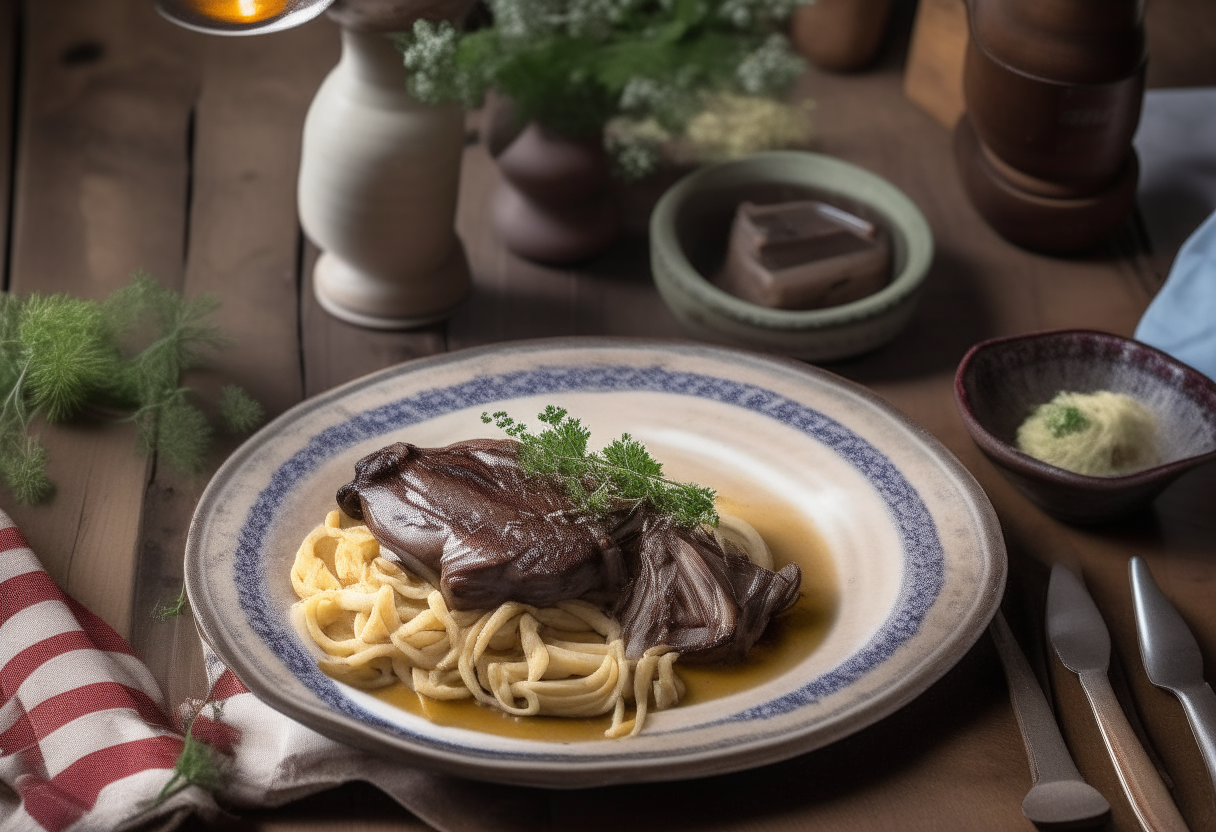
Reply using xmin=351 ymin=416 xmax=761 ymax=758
xmin=187 ymin=338 xmax=1004 ymax=786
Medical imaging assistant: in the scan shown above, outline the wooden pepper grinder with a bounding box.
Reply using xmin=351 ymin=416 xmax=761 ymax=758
xmin=953 ymin=0 xmax=1146 ymax=253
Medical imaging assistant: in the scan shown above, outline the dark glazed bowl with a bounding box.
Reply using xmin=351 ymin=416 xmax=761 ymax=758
xmin=955 ymin=330 xmax=1216 ymax=524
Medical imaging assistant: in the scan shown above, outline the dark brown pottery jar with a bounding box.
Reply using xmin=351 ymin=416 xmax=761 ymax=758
xmin=790 ymin=0 xmax=895 ymax=72
xmin=955 ymin=0 xmax=1146 ymax=252
xmin=484 ymin=98 xmax=621 ymax=264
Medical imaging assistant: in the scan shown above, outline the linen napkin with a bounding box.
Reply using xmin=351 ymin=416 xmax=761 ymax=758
xmin=0 ymin=509 xmax=545 ymax=832
xmin=1135 ymin=208 xmax=1216 ymax=381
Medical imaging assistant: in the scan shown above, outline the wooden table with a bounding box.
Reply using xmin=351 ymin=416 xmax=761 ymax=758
xmin=3 ymin=2 xmax=1215 ymax=830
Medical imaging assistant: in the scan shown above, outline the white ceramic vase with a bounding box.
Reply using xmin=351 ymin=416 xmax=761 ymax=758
xmin=298 ymin=26 xmax=469 ymax=329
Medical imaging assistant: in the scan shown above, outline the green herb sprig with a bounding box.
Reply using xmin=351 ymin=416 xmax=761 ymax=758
xmin=0 ymin=272 xmax=264 ymax=504
xmin=398 ymin=0 xmax=806 ymax=142
xmin=1045 ymin=403 xmax=1089 ymax=439
xmin=155 ymin=584 xmax=190 ymax=620
xmin=150 ymin=709 xmax=225 ymax=809
xmin=482 ymin=405 xmax=718 ymax=527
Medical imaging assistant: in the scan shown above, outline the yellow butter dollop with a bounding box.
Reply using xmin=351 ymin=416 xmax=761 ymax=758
xmin=1015 ymin=390 xmax=1159 ymax=477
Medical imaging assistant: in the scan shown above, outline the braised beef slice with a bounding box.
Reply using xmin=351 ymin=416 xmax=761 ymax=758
xmin=615 ymin=516 xmax=801 ymax=663
xmin=336 ymin=438 xmax=802 ymax=661
xmin=336 ymin=439 xmax=630 ymax=610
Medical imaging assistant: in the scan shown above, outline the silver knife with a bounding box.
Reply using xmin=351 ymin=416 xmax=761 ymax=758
xmin=990 ymin=611 xmax=1110 ymax=827
xmin=1046 ymin=563 xmax=1190 ymax=832
xmin=1130 ymin=556 xmax=1216 ymax=793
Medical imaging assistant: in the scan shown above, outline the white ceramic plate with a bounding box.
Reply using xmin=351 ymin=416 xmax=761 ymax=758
xmin=186 ymin=339 xmax=1005 ymax=788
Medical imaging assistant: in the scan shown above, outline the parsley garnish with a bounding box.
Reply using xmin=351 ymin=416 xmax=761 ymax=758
xmin=482 ymin=405 xmax=718 ymax=528
xmin=1046 ymin=404 xmax=1089 ymax=439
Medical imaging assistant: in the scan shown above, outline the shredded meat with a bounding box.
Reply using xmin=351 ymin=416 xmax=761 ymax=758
xmin=336 ymin=438 xmax=801 ymax=662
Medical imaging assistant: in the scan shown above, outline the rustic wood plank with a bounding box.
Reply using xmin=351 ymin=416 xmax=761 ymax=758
xmin=301 ymin=239 xmax=447 ymax=397
xmin=551 ymin=645 xmax=1024 ymax=832
xmin=204 ymin=7 xmax=1208 ymax=832
xmin=902 ymin=0 xmax=967 ymax=128
xmin=445 ymin=140 xmax=683 ymax=351
xmin=128 ymin=17 xmax=339 ymax=708
xmin=2 ymin=0 xmax=200 ymax=637
xmin=175 ymin=783 xmax=435 ymax=832
xmin=8 ymin=1 xmax=200 ymax=295
xmin=0 ymin=0 xmax=17 ymax=281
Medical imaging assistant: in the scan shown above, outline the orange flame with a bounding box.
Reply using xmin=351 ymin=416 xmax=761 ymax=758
xmin=186 ymin=0 xmax=289 ymax=24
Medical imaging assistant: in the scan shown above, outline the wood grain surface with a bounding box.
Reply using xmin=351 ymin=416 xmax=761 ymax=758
xmin=0 ymin=2 xmax=1214 ymax=831
xmin=0 ymin=0 xmax=15 ymax=268
xmin=3 ymin=0 xmax=200 ymax=637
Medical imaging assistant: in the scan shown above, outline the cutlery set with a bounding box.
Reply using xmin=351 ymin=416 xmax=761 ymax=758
xmin=995 ymin=560 xmax=1215 ymax=831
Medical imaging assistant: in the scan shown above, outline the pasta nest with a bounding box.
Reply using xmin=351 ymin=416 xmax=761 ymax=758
xmin=291 ymin=510 xmax=684 ymax=738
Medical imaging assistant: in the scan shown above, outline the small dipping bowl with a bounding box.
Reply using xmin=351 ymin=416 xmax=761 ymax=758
xmin=650 ymin=151 xmax=933 ymax=362
xmin=955 ymin=329 xmax=1216 ymax=524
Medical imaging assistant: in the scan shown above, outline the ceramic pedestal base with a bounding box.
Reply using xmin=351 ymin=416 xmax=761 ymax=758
xmin=313 ymin=246 xmax=470 ymax=329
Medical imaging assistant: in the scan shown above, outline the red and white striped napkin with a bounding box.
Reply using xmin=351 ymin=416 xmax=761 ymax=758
xmin=0 ymin=509 xmax=527 ymax=832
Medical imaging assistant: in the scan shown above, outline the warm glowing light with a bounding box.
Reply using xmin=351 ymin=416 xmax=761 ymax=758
xmin=186 ymin=0 xmax=289 ymax=23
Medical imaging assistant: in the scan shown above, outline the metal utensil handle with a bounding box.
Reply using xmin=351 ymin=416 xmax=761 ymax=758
xmin=991 ymin=612 xmax=1086 ymax=784
xmin=1078 ymin=670 xmax=1190 ymax=832
xmin=1176 ymin=681 xmax=1216 ymax=793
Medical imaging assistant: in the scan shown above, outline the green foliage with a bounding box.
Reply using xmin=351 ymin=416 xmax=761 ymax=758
xmin=153 ymin=396 xmax=213 ymax=474
xmin=0 ymin=273 xmax=264 ymax=504
xmin=398 ymin=0 xmax=806 ymax=141
xmin=155 ymin=584 xmax=191 ymax=620
xmin=219 ymin=385 xmax=265 ymax=435
xmin=17 ymin=294 xmax=120 ymax=423
xmin=152 ymin=715 xmax=225 ymax=808
xmin=482 ymin=405 xmax=718 ymax=527
xmin=0 ymin=438 xmax=53 ymax=505
xmin=107 ymin=274 xmax=228 ymax=401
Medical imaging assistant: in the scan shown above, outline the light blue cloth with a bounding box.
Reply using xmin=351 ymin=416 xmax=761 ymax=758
xmin=1136 ymin=209 xmax=1216 ymax=381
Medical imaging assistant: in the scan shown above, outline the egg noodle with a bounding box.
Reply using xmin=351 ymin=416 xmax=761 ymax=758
xmin=291 ymin=510 xmax=688 ymax=738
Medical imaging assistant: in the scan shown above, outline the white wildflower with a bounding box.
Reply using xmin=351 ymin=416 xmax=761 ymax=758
xmin=491 ymin=0 xmax=564 ymax=39
xmin=735 ymin=33 xmax=805 ymax=95
xmin=400 ymin=20 xmax=460 ymax=103
xmin=684 ymin=93 xmax=813 ymax=159
xmin=620 ymin=77 xmax=666 ymax=112
xmin=605 ymin=117 xmax=671 ymax=180
xmin=717 ymin=0 xmax=804 ymax=27
xmin=565 ymin=0 xmax=636 ymax=38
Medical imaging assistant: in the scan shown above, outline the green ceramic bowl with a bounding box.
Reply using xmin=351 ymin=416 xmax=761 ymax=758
xmin=650 ymin=151 xmax=934 ymax=362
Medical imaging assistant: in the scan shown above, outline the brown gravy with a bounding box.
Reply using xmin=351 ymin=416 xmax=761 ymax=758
xmin=368 ymin=493 xmax=837 ymax=742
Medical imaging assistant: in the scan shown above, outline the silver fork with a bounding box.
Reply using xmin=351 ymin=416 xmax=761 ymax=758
xmin=990 ymin=610 xmax=1111 ymax=828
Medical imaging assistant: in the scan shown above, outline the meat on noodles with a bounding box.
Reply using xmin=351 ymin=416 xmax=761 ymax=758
xmin=336 ymin=438 xmax=801 ymax=663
